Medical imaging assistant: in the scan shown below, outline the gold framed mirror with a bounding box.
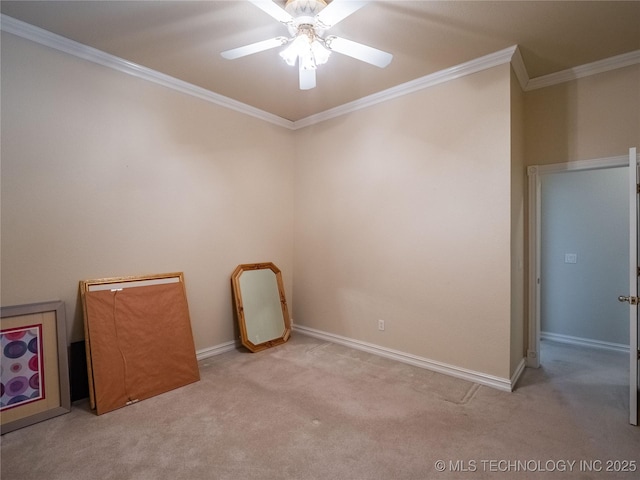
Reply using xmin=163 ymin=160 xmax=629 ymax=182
xmin=231 ymin=262 xmax=291 ymax=352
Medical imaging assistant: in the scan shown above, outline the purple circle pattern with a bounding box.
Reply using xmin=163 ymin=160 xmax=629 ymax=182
xmin=28 ymin=337 xmax=39 ymax=354
xmin=4 ymin=341 xmax=27 ymax=359
xmin=6 ymin=376 xmax=29 ymax=396
xmin=7 ymin=395 xmax=29 ymax=406
xmin=1 ymin=328 xmax=42 ymax=410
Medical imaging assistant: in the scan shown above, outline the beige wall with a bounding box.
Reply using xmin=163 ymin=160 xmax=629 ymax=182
xmin=293 ymin=64 xmax=515 ymax=379
xmin=510 ymin=67 xmax=526 ymax=376
xmin=525 ymin=64 xmax=640 ymax=165
xmin=0 ymin=33 xmax=295 ymax=349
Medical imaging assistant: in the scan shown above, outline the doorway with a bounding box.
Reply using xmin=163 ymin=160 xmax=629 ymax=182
xmin=527 ymin=156 xmax=629 ymax=368
xmin=527 ymin=154 xmax=634 ymax=423
xmin=539 ymin=166 xmax=629 ymax=351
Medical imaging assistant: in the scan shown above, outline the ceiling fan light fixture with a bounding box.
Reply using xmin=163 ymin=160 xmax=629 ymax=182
xmin=311 ymin=39 xmax=331 ymax=66
xmin=279 ymin=25 xmax=330 ymax=70
xmin=280 ymin=35 xmax=309 ymax=67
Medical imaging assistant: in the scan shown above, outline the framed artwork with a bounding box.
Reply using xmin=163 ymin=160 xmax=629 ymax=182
xmin=1 ymin=301 xmax=70 ymax=434
xmin=80 ymin=273 xmax=200 ymax=415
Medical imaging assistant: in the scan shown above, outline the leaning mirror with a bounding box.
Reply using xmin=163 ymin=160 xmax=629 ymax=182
xmin=231 ymin=262 xmax=291 ymax=352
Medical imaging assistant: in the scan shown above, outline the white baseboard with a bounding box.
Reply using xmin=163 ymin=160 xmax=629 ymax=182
xmin=511 ymin=357 xmax=527 ymax=389
xmin=196 ymin=340 xmax=238 ymax=361
xmin=541 ymin=331 xmax=629 ymax=353
xmin=293 ymin=324 xmax=519 ymax=392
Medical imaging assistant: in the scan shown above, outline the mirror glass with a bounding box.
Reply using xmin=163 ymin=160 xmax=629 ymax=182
xmin=231 ymin=263 xmax=291 ymax=352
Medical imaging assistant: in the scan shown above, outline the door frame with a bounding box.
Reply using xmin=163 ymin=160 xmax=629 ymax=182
xmin=628 ymin=147 xmax=638 ymax=425
xmin=526 ymin=154 xmax=631 ymax=368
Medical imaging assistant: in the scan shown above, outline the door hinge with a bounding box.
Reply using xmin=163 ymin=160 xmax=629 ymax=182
xmin=637 ymin=350 xmax=640 ymax=361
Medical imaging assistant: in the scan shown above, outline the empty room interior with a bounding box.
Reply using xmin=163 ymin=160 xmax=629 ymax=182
xmin=1 ymin=1 xmax=639 ymax=479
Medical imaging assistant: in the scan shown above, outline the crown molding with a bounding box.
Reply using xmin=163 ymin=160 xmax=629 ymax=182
xmin=3 ymin=13 xmax=638 ymax=129
xmin=1 ymin=13 xmax=519 ymax=130
xmin=0 ymin=14 xmax=295 ymax=130
xmin=293 ymin=46 xmax=640 ymax=126
xmin=509 ymin=45 xmax=530 ymax=91
xmin=293 ymin=45 xmax=520 ymax=129
xmin=525 ymin=49 xmax=640 ymax=91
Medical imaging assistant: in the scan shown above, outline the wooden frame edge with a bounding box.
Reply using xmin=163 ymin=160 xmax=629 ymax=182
xmin=231 ymin=263 xmax=291 ymax=353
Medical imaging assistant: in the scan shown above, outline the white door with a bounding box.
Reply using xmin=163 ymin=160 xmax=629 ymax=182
xmin=619 ymin=147 xmax=639 ymax=426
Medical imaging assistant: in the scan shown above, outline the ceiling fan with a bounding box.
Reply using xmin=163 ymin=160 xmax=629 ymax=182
xmin=221 ymin=0 xmax=393 ymax=90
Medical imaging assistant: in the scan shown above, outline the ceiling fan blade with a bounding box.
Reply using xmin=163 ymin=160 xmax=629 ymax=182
xmin=316 ymin=0 xmax=368 ymax=28
xmin=299 ymin=67 xmax=316 ymax=90
xmin=325 ymin=36 xmax=393 ymax=68
xmin=221 ymin=37 xmax=288 ymax=60
xmin=249 ymin=0 xmax=294 ymax=24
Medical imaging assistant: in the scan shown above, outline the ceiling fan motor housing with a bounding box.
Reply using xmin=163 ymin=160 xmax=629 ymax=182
xmin=285 ymin=0 xmax=329 ymax=32
xmin=285 ymin=0 xmax=328 ymax=18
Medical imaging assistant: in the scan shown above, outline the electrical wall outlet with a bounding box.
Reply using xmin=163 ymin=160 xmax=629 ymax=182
xmin=378 ymin=319 xmax=385 ymax=331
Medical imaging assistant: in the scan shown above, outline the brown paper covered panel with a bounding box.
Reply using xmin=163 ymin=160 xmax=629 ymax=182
xmin=85 ymin=282 xmax=199 ymax=415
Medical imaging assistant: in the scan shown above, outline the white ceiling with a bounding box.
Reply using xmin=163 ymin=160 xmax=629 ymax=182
xmin=2 ymin=1 xmax=639 ymax=121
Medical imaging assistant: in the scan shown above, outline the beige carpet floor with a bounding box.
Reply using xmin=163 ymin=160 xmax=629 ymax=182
xmin=1 ymin=335 xmax=638 ymax=479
